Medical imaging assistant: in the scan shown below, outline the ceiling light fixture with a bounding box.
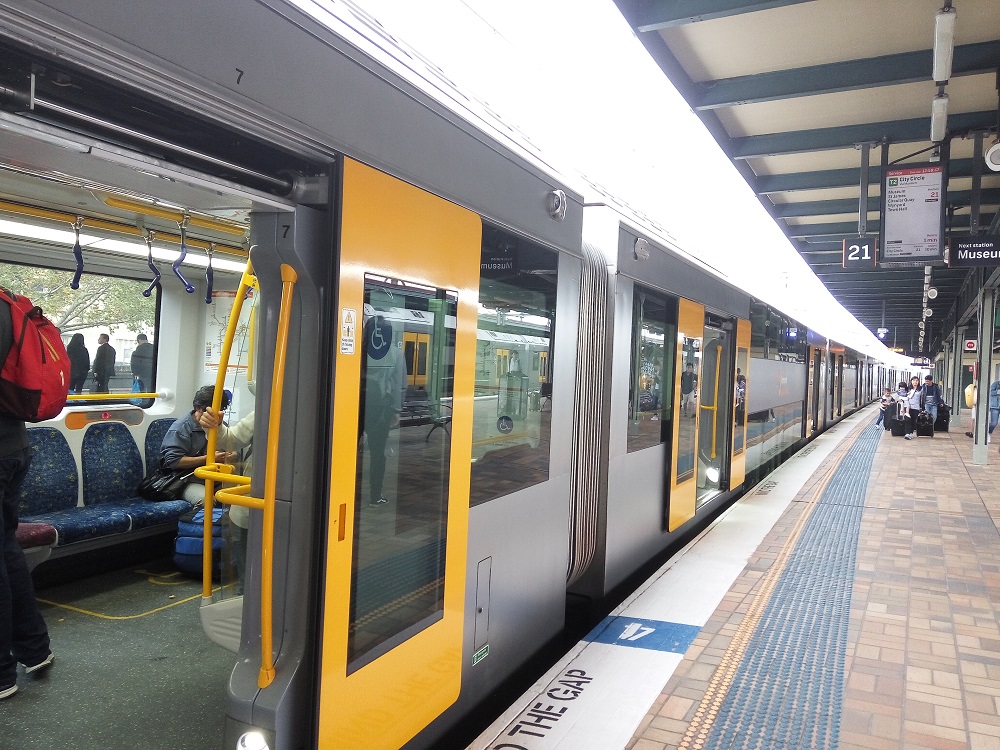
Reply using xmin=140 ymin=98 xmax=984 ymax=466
xmin=932 ymin=6 xmax=957 ymax=83
xmin=930 ymin=93 xmax=949 ymax=143
xmin=987 ymin=139 xmax=1000 ymax=172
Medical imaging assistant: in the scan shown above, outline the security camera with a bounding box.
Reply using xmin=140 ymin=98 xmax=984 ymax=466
xmin=987 ymin=140 xmax=1000 ymax=172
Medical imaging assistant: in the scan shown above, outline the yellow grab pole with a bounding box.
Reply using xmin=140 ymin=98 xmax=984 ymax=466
xmin=257 ymin=263 xmax=297 ymax=688
xmin=201 ymin=262 xmax=257 ymax=599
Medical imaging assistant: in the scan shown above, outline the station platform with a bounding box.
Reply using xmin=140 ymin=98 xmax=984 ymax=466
xmin=470 ymin=407 xmax=1000 ymax=750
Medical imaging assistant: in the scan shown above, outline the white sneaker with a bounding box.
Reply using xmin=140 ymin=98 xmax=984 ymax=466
xmin=24 ymin=652 xmax=53 ymax=675
xmin=904 ymin=434 xmax=914 ymax=440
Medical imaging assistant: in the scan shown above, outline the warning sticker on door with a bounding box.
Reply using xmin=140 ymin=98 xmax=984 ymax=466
xmin=341 ymin=308 xmax=357 ymax=355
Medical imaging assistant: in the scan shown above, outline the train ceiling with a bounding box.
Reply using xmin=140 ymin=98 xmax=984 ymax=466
xmin=612 ymin=0 xmax=1000 ymax=357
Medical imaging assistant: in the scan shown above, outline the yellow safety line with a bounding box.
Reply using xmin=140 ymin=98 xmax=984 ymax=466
xmin=677 ymin=424 xmax=868 ymax=750
xmin=37 ymin=587 xmax=225 ymax=620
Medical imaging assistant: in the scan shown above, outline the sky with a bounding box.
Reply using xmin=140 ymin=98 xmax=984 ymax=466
xmin=290 ymin=0 xmax=909 ymax=363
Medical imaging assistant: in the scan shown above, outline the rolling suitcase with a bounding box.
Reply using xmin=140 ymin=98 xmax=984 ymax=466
xmin=934 ymin=404 xmax=950 ymax=433
xmin=915 ymin=411 xmax=934 ymax=437
xmin=890 ymin=414 xmax=908 ymax=437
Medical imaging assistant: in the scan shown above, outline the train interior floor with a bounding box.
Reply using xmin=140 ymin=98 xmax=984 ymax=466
xmin=630 ymin=409 xmax=1000 ymax=750
xmin=5 ymin=556 xmax=232 ymax=749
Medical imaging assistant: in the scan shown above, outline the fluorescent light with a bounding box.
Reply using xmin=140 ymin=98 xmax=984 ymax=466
xmin=930 ymin=93 xmax=949 ymax=143
xmin=0 ymin=112 xmax=92 ymax=153
xmin=933 ymin=7 xmax=957 ymax=83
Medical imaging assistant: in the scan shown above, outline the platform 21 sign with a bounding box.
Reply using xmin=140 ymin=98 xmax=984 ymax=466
xmin=948 ymin=235 xmax=1000 ymax=267
xmin=842 ymin=238 xmax=877 ymax=268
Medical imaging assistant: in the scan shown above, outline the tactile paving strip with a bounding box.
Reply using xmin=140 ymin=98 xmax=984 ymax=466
xmin=693 ymin=423 xmax=881 ymax=750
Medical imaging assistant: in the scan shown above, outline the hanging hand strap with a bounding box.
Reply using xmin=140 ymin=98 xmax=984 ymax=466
xmin=172 ymin=216 xmax=196 ymax=293
xmin=142 ymin=230 xmax=162 ymax=298
xmin=70 ymin=217 xmax=85 ymax=289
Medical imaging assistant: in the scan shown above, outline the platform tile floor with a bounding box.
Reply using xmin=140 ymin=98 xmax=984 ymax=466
xmin=628 ymin=413 xmax=1000 ymax=750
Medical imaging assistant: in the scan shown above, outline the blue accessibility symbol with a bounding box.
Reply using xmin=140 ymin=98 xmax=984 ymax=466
xmin=367 ymin=319 xmax=393 ymax=360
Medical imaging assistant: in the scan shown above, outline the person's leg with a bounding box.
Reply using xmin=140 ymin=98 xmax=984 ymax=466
xmin=1 ymin=449 xmax=49 ymax=690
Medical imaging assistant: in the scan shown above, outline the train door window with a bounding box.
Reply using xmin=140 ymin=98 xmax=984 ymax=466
xmin=734 ymin=346 xmax=748 ymax=455
xmin=348 ymin=276 xmax=457 ymax=671
xmin=628 ymin=287 xmax=678 ymax=452
xmin=403 ymin=331 xmax=430 ymax=388
xmin=0 ymin=261 xmax=159 ymax=398
xmin=470 ymin=226 xmax=558 ymax=506
xmin=677 ymin=335 xmax=700 ymax=483
xmin=696 ymin=315 xmax=734 ymax=506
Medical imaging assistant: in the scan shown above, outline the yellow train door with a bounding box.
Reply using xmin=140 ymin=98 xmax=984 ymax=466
xmin=318 ymin=158 xmax=481 ymax=749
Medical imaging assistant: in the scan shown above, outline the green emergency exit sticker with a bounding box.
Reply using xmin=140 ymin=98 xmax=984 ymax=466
xmin=473 ymin=644 xmax=489 ymax=666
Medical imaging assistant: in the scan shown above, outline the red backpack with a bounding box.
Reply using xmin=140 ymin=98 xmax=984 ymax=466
xmin=0 ymin=287 xmax=70 ymax=422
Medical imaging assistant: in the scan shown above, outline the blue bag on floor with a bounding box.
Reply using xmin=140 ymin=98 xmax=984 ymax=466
xmin=173 ymin=506 xmax=228 ymax=577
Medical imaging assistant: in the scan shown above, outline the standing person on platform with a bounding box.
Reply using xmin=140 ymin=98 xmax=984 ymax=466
xmin=680 ymin=362 xmax=698 ymax=418
xmin=903 ymin=375 xmax=923 ymax=440
xmin=92 ymin=333 xmax=116 ymax=393
xmin=130 ymin=333 xmax=154 ymax=391
xmin=983 ymin=377 xmax=1000 ymax=446
xmin=0 ymin=296 xmax=53 ymax=700
xmin=66 ymin=333 xmax=90 ymax=395
xmin=875 ymin=387 xmax=893 ymax=427
xmin=921 ymin=375 xmax=942 ymax=431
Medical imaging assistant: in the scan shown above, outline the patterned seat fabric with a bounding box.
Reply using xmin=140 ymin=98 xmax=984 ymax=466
xmin=16 ymin=427 xmax=78 ymax=516
xmin=144 ymin=418 xmax=176 ymax=471
xmin=16 ymin=423 xmax=191 ymax=547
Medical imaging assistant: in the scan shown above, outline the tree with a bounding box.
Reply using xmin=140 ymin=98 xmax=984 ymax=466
xmin=0 ymin=264 xmax=156 ymax=333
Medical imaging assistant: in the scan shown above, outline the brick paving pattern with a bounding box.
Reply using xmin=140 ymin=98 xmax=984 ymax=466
xmin=627 ymin=413 xmax=1000 ymax=750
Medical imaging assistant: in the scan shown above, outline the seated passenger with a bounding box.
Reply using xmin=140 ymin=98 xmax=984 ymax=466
xmin=198 ymin=405 xmax=254 ymax=594
xmin=160 ymin=385 xmax=235 ymax=505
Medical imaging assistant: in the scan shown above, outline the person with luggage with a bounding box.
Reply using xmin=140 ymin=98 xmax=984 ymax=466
xmin=875 ymin=387 xmax=893 ymax=427
xmin=160 ymin=385 xmax=236 ymax=505
xmin=920 ymin=375 xmax=942 ymax=431
xmin=903 ymin=375 xmax=924 ymax=440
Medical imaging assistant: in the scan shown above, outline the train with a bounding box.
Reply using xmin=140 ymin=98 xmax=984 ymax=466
xmin=0 ymin=2 xmax=912 ymax=749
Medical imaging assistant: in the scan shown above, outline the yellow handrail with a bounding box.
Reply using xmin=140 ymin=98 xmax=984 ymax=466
xmin=195 ymin=259 xmax=297 ymax=689
xmin=66 ymin=392 xmax=160 ymax=401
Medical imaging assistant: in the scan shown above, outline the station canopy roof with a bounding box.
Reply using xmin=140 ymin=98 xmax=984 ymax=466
xmin=612 ymin=0 xmax=1000 ymax=357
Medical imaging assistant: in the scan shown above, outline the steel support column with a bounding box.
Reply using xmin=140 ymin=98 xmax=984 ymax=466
xmin=973 ymin=287 xmax=996 ymax=464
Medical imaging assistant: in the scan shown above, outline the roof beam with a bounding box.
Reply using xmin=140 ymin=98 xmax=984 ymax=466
xmin=732 ymin=111 xmax=997 ymax=158
xmin=632 ymin=0 xmax=817 ymax=32
xmin=693 ymin=41 xmax=1000 ymax=109
xmin=757 ymin=159 xmax=980 ymax=193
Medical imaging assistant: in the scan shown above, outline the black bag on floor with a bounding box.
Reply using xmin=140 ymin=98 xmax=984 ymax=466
xmin=934 ymin=404 xmax=950 ymax=433
xmin=173 ymin=507 xmax=228 ymax=577
xmin=882 ymin=412 xmax=893 ymax=431
xmin=915 ymin=411 xmax=934 ymax=437
xmin=890 ymin=415 xmax=909 ymax=437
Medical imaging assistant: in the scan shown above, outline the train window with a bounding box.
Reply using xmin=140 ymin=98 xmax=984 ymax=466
xmin=628 ymin=288 xmax=678 ymax=452
xmin=469 ymin=226 xmax=557 ymax=506
xmin=348 ymin=275 xmax=458 ymax=671
xmin=0 ymin=262 xmax=158 ymax=396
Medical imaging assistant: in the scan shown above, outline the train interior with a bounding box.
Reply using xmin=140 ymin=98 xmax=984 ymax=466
xmin=0 ymin=50 xmax=295 ymax=747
